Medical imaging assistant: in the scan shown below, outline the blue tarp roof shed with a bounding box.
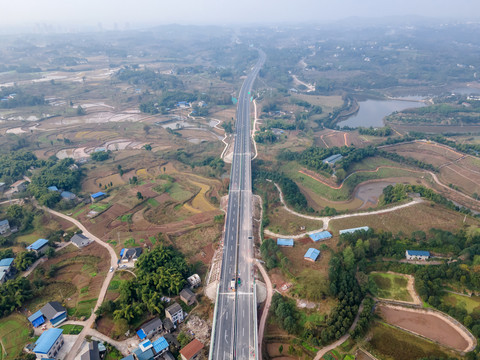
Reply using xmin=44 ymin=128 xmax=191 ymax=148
xmin=27 ymin=238 xmax=49 ymax=251
xmin=91 ymin=192 xmax=106 ymax=199
xmin=0 ymin=258 xmax=14 ymax=267
xmin=339 ymin=226 xmax=370 ymax=235
xmin=47 ymin=186 xmax=58 ymax=191
xmin=277 ymin=238 xmax=294 ymax=247
xmin=304 ymin=248 xmax=320 ymax=261
xmin=153 ymin=336 xmax=169 ymax=353
xmin=0 ymin=219 xmax=9 ymax=227
xmin=120 ymin=248 xmax=126 ymax=257
xmin=407 ymin=250 xmax=430 ymax=257
xmin=120 ymin=356 xmax=135 ymax=360
xmin=309 ymin=231 xmax=332 ymax=242
xmin=33 ymin=328 xmax=63 ymax=354
xmin=28 ymin=310 xmax=46 ymax=327
xmin=323 ymin=154 xmax=343 ymax=164
xmin=136 ymin=329 xmax=147 ymax=340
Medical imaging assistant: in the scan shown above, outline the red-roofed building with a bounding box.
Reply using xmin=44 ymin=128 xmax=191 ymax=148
xmin=179 ymin=339 xmax=204 ymax=360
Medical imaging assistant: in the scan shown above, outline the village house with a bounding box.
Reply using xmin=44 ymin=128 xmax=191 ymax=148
xmin=32 ymin=328 xmax=64 ymax=359
xmin=120 ymin=247 xmax=143 ymax=263
xmin=71 ymin=233 xmax=93 ymax=248
xmin=91 ymin=192 xmax=107 ymax=202
xmin=26 ymin=238 xmax=50 ymax=254
xmin=406 ymin=250 xmax=430 ymax=261
xmin=0 ymin=258 xmax=14 ymax=284
xmin=28 ymin=301 xmax=67 ymax=328
xmin=179 ymin=339 xmax=204 ymax=360
xmin=187 ymin=274 xmax=201 ymax=288
xmin=137 ymin=317 xmax=163 ymax=340
xmin=0 ymin=219 xmax=10 ymax=235
xmin=180 ymin=288 xmax=196 ymax=306
xmin=165 ymin=303 xmax=184 ymax=326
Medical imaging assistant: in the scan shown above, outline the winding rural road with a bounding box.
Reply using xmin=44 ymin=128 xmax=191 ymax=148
xmin=266 ymin=182 xmax=424 ymax=237
xmin=41 ymin=207 xmax=120 ymax=360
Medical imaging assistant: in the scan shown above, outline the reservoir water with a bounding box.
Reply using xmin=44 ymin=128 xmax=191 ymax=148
xmin=338 ymin=99 xmax=425 ymax=128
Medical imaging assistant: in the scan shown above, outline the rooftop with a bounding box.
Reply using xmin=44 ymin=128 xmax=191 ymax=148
xmin=407 ymin=250 xmax=431 ymax=257
xmin=339 ymin=226 xmax=370 ymax=235
xmin=48 ymin=186 xmax=59 ymax=191
xmin=277 ymin=238 xmax=294 ymax=246
xmin=141 ymin=317 xmax=163 ymax=334
xmin=179 ymin=339 xmax=204 ymax=360
xmin=61 ymin=191 xmax=76 ymax=200
xmin=0 ymin=219 xmax=9 ymax=227
xmin=304 ymin=248 xmax=320 ymax=261
xmin=323 ymin=153 xmax=343 ymax=164
xmin=0 ymin=258 xmax=14 ymax=267
xmin=26 ymin=238 xmax=49 ymax=251
xmin=153 ymin=336 xmax=169 ymax=353
xmin=41 ymin=301 xmax=66 ymax=321
xmin=91 ymin=192 xmax=106 ymax=198
xmin=180 ymin=288 xmax=196 ymax=301
xmin=166 ymin=302 xmax=183 ymax=316
xmin=309 ymin=231 xmax=332 ymax=242
xmin=33 ymin=328 xmax=63 ymax=354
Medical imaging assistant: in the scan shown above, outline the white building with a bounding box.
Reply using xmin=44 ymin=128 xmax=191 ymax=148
xmin=405 ymin=250 xmax=430 ymax=260
xmin=165 ymin=303 xmax=184 ymax=326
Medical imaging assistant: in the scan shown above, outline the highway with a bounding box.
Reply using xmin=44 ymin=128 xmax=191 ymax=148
xmin=210 ymin=49 xmax=265 ymax=360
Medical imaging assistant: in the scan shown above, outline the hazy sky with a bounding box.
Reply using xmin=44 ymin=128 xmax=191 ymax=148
xmin=2 ymin=0 xmax=480 ymax=29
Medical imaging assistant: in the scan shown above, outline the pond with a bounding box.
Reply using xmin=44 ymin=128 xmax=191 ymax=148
xmin=338 ymin=99 xmax=425 ymax=128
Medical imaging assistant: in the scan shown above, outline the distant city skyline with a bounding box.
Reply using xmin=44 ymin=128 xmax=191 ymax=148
xmin=2 ymin=0 xmax=480 ymax=32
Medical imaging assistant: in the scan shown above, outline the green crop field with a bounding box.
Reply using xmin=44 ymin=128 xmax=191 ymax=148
xmin=370 ymin=272 xmax=413 ymax=302
xmin=0 ymin=314 xmax=31 ymax=360
xmin=60 ymin=324 xmax=84 ymax=334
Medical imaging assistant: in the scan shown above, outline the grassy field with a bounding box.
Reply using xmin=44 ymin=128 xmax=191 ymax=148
xmin=442 ymin=292 xmax=480 ymax=314
xmin=370 ymin=272 xmax=413 ymax=302
xmin=329 ymin=202 xmax=480 ymax=234
xmin=0 ymin=314 xmax=31 ymax=360
xmin=267 ymin=206 xmax=324 ymax=235
xmin=365 ymin=321 xmax=456 ymax=360
xmin=60 ymin=324 xmax=84 ymax=334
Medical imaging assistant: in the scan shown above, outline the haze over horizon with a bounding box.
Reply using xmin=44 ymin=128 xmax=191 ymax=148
xmin=2 ymin=0 xmax=480 ymax=32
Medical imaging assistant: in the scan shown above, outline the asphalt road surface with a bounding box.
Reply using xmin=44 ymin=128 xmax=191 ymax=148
xmin=210 ymin=50 xmax=265 ymax=360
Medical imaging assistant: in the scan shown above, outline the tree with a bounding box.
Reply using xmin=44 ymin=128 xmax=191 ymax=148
xmin=143 ymin=144 xmax=152 ymax=151
xmin=14 ymin=251 xmax=37 ymax=271
xmin=137 ymin=192 xmax=143 ymax=200
xmin=76 ymin=106 xmax=86 ymax=115
xmin=45 ymin=247 xmax=55 ymax=259
xmin=143 ymin=124 xmax=151 ymax=135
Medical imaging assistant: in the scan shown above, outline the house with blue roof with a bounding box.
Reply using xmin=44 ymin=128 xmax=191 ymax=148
xmin=339 ymin=226 xmax=370 ymax=235
xmin=48 ymin=186 xmax=59 ymax=192
xmin=28 ymin=301 xmax=67 ymax=328
xmin=0 ymin=219 xmax=10 ymax=234
xmin=133 ymin=339 xmax=155 ymax=360
xmin=406 ymin=250 xmax=430 ymax=260
xmin=304 ymin=248 xmax=320 ymax=262
xmin=277 ymin=238 xmax=294 ymax=247
xmin=91 ymin=192 xmax=107 ymax=202
xmin=153 ymin=336 xmax=169 ymax=355
xmin=309 ymin=231 xmax=332 ymax=242
xmin=61 ymin=191 xmax=76 ymax=201
xmin=26 ymin=238 xmax=50 ymax=254
xmin=322 ymin=154 xmax=343 ymax=165
xmin=33 ymin=328 xmax=64 ymax=358
xmin=28 ymin=310 xmax=46 ymax=328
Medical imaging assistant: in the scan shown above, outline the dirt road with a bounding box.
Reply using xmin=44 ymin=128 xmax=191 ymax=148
xmin=256 ymin=261 xmax=273 ymax=360
xmin=265 ymin=182 xmax=424 ymax=238
xmin=41 ymin=207 xmax=119 ymax=360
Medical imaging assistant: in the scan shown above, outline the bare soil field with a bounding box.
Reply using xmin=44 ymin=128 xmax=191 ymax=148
xmin=378 ymin=304 xmax=473 ymax=352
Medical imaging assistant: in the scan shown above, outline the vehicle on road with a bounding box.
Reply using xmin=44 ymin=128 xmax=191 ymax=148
xmin=230 ymin=279 xmax=236 ymax=291
xmin=109 ymin=266 xmax=114 ymax=272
